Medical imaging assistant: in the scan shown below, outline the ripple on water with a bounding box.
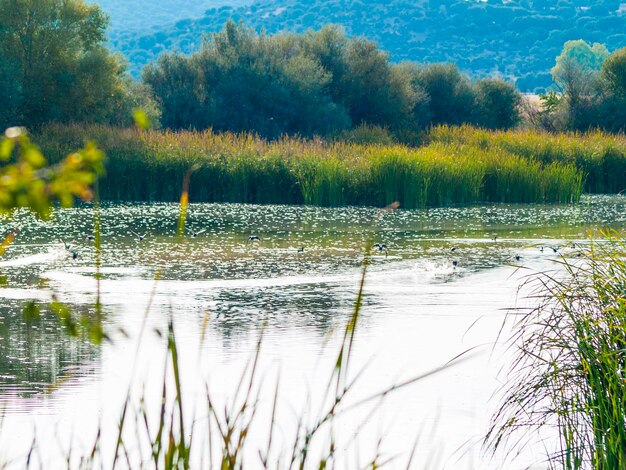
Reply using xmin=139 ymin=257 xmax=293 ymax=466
xmin=0 ymin=195 xmax=624 ymax=427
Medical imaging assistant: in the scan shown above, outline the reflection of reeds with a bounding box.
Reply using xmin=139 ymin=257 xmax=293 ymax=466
xmin=488 ymin=233 xmax=626 ymax=469
xmin=38 ymin=125 xmax=584 ymax=208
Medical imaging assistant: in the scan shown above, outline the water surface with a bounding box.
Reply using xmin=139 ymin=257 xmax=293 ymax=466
xmin=1 ymin=195 xmax=625 ymax=468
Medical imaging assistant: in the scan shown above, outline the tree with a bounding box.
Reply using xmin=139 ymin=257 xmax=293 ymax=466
xmin=594 ymin=47 xmax=626 ymax=132
xmin=473 ymin=78 xmax=521 ymax=129
xmin=551 ymin=40 xmax=608 ymax=89
xmin=340 ymin=38 xmax=417 ymax=131
xmin=145 ymin=21 xmax=349 ymax=137
xmin=602 ymin=47 xmax=626 ymax=98
xmin=0 ymin=54 xmax=21 ymax=130
xmin=550 ymin=40 xmax=608 ymax=130
xmin=393 ymin=61 xmax=432 ymax=130
xmin=143 ymin=53 xmax=203 ymax=129
xmin=414 ymin=63 xmax=476 ymax=126
xmin=0 ymin=0 xmax=152 ymax=127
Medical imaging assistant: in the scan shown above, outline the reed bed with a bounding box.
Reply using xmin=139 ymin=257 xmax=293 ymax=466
xmin=428 ymin=125 xmax=626 ymax=194
xmin=488 ymin=234 xmax=626 ymax=469
xmin=37 ymin=124 xmax=584 ymax=208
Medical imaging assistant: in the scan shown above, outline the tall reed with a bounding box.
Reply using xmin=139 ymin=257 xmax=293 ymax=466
xmin=36 ymin=124 xmax=585 ymax=208
xmin=488 ymin=234 xmax=626 ymax=469
xmin=428 ymin=125 xmax=626 ymax=194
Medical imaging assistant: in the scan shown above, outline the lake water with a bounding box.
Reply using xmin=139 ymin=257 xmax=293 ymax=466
xmin=1 ymin=195 xmax=625 ymax=468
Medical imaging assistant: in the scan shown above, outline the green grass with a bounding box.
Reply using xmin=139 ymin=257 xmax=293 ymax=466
xmin=427 ymin=125 xmax=626 ymax=194
xmin=37 ymin=124 xmax=585 ymax=208
xmin=488 ymin=234 xmax=626 ymax=469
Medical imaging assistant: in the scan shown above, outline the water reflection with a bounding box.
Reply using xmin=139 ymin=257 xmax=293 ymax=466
xmin=0 ymin=196 xmax=624 ymax=466
xmin=211 ymin=282 xmax=355 ymax=340
xmin=0 ymin=303 xmax=99 ymax=400
xmin=0 ymin=196 xmax=623 ymax=392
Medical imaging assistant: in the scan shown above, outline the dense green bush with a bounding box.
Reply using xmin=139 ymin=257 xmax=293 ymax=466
xmin=143 ymin=22 xmax=521 ymax=138
xmin=0 ymin=0 xmax=158 ymax=130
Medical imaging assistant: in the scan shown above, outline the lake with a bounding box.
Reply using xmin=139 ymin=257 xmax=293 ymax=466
xmin=1 ymin=195 xmax=625 ymax=468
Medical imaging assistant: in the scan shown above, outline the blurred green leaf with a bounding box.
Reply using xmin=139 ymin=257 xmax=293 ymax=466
xmin=133 ymin=108 xmax=151 ymax=130
xmin=0 ymin=138 xmax=14 ymax=161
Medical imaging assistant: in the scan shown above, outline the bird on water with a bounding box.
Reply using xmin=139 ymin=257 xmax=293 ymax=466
xmin=60 ymin=239 xmax=78 ymax=260
xmin=60 ymin=239 xmax=73 ymax=251
xmin=189 ymin=228 xmax=207 ymax=238
xmin=373 ymin=243 xmax=388 ymax=257
xmin=248 ymin=235 xmax=261 ymax=243
xmin=130 ymin=230 xmax=147 ymax=242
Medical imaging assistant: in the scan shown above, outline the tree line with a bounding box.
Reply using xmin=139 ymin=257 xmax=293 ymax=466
xmin=0 ymin=0 xmax=520 ymax=138
xmin=142 ymin=21 xmax=521 ymax=138
xmin=3 ymin=0 xmax=626 ymax=138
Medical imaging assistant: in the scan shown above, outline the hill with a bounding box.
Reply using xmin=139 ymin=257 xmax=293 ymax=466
xmin=93 ymin=0 xmax=249 ymax=44
xmin=104 ymin=0 xmax=626 ymax=92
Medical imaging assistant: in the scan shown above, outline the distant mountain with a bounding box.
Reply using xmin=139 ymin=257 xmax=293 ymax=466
xmin=92 ymin=0 xmax=250 ymax=44
xmin=104 ymin=0 xmax=626 ymax=92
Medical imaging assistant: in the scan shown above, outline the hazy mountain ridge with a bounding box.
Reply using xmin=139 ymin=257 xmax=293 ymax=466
xmin=105 ymin=0 xmax=626 ymax=91
xmin=93 ymin=0 xmax=250 ymax=42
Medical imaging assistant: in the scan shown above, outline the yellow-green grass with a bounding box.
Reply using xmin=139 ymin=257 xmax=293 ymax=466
xmin=427 ymin=125 xmax=626 ymax=194
xmin=37 ymin=124 xmax=584 ymax=208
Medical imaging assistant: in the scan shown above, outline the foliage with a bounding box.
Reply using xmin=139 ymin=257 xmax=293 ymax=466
xmin=488 ymin=234 xmax=626 ymax=469
xmin=143 ymin=22 xmax=520 ymax=137
xmin=551 ymin=40 xmax=609 ymax=91
xmin=0 ymin=127 xmax=104 ymax=218
xmin=427 ymin=125 xmax=626 ymax=194
xmin=107 ymin=0 xmax=626 ymax=93
xmin=339 ymin=124 xmax=396 ymax=146
xmin=412 ymin=63 xmax=475 ymax=127
xmin=473 ymin=78 xmax=521 ymax=130
xmin=144 ymin=22 xmax=350 ymax=137
xmin=539 ymin=41 xmax=626 ymax=133
xmin=0 ymin=0 xmax=158 ymax=129
xmin=602 ymin=47 xmax=626 ymax=98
